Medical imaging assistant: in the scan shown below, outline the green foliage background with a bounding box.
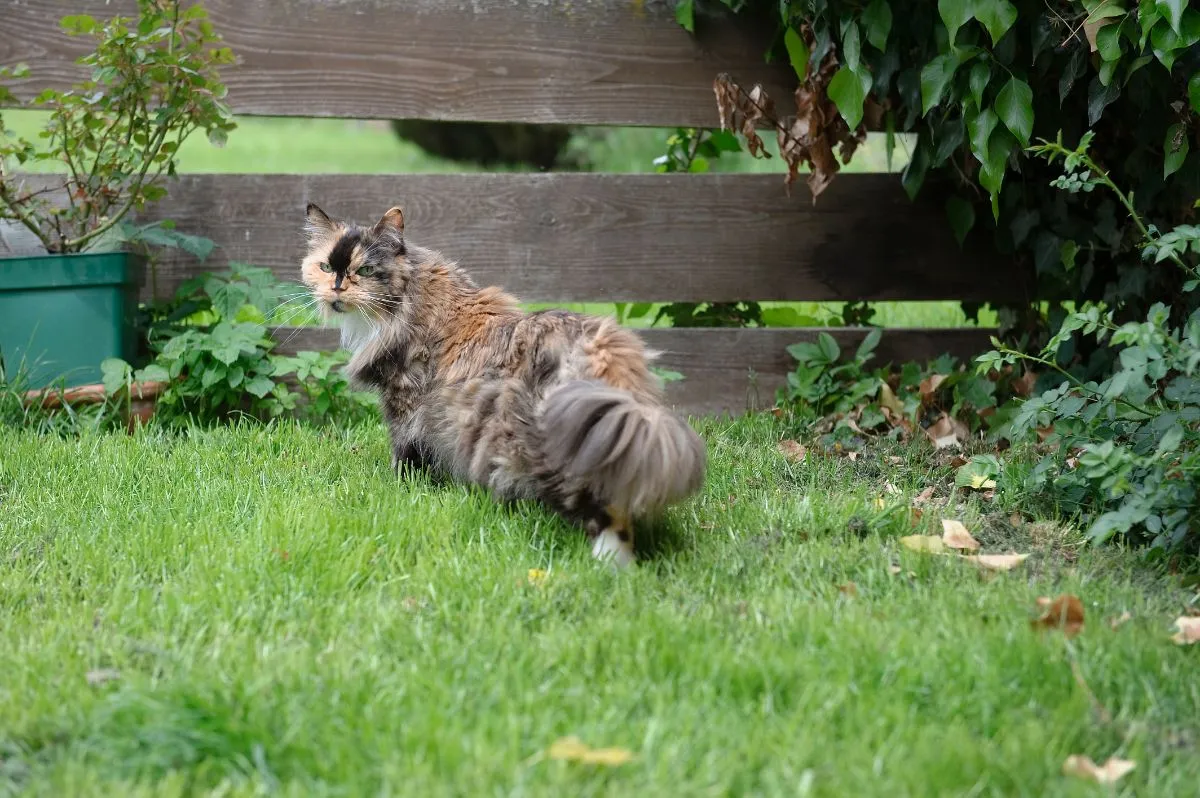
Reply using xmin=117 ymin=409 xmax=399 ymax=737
xmin=679 ymin=0 xmax=1199 ymax=363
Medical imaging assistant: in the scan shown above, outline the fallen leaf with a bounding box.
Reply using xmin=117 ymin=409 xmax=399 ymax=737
xmin=913 ymin=486 xmax=936 ymax=506
xmin=778 ymin=439 xmax=807 ymax=463
xmin=879 ymin=383 xmax=905 ymax=416
xmin=1171 ymin=616 xmax=1200 ymax=645
xmin=1062 ymin=755 xmax=1136 ymax=784
xmin=900 ymin=534 xmax=946 ymax=554
xmin=846 ymin=450 xmax=859 ymax=462
xmin=887 ymin=455 xmax=904 ymax=465
xmin=527 ymin=568 xmax=549 ymax=587
xmin=1036 ymin=426 xmax=1055 ymax=443
xmin=888 ymin=565 xmax=902 ymax=575
xmin=1108 ymin=611 xmax=1132 ymax=630
xmin=1033 ymin=594 xmax=1085 ymax=637
xmin=86 ymin=669 xmax=121 ymax=687
xmin=919 ymin=374 xmax=947 ymax=403
xmin=1013 ymin=368 xmax=1038 ymax=397
xmin=273 ymin=547 xmax=290 ymax=561
xmin=963 ymin=553 xmax=1029 ymax=571
xmin=949 ymin=455 xmax=969 ymax=468
xmin=883 ymin=481 xmax=901 ymax=495
xmin=910 ymin=508 xmax=924 ymax=524
xmin=548 ymin=736 xmax=635 ymax=766
xmin=838 ymin=581 xmax=858 ymax=596
xmin=941 ymin=519 xmax=980 ymax=551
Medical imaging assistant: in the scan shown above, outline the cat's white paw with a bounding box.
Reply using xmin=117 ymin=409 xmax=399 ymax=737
xmin=591 ymin=528 xmax=635 ymax=568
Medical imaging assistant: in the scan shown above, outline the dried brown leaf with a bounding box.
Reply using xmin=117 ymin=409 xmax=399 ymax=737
xmin=900 ymin=534 xmax=946 ymax=554
xmin=838 ymin=581 xmax=858 ymax=596
xmin=846 ymin=450 xmax=860 ymax=462
xmin=1062 ymin=755 xmax=1136 ymax=784
xmin=879 ymin=383 xmax=904 ymax=416
xmin=887 ymin=455 xmax=904 ymax=465
xmin=778 ymin=439 xmax=807 ymax=463
xmin=919 ymin=374 xmax=947 ymax=403
xmin=1108 ymin=611 xmax=1132 ymax=630
xmin=913 ymin=486 xmax=936 ymax=506
xmin=962 ymin=553 xmax=1029 ymax=571
xmin=941 ymin=519 xmax=980 ymax=551
xmin=548 ymin=737 xmax=635 ymax=766
xmin=1171 ymin=616 xmax=1200 ymax=645
xmin=888 ymin=564 xmax=902 ymax=575
xmin=1033 ymin=594 xmax=1085 ymax=637
xmin=924 ymin=414 xmax=961 ymax=449
xmin=1013 ymin=368 xmax=1038 ymax=397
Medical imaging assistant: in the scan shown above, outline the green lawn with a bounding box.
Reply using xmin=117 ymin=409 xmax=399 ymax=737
xmin=2 ymin=418 xmax=1197 ymax=796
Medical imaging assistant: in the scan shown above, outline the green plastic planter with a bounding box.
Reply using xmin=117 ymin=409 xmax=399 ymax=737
xmin=0 ymin=252 xmax=143 ymax=388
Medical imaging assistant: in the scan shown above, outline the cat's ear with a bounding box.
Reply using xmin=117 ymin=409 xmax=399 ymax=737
xmin=372 ymin=206 xmax=405 ymax=237
xmin=304 ymin=202 xmax=336 ymax=240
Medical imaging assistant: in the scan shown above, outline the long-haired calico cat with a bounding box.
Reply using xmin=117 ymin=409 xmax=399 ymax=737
xmin=300 ymin=203 xmax=706 ymax=566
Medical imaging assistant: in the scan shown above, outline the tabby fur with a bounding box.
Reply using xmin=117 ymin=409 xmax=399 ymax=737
xmin=300 ymin=203 xmax=707 ymax=566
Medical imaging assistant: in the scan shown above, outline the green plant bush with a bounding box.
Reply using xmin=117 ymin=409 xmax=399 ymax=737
xmin=978 ymin=133 xmax=1200 ymax=552
xmin=673 ymin=0 xmax=1198 ymax=347
xmin=106 ymin=266 xmax=377 ymax=426
xmin=0 ymin=0 xmax=235 ymax=253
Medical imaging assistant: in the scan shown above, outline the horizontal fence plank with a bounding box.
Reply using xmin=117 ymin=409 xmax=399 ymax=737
xmin=271 ymin=325 xmax=995 ymax=417
xmin=2 ymin=0 xmax=793 ymax=128
xmin=15 ymin=172 xmax=1028 ymax=304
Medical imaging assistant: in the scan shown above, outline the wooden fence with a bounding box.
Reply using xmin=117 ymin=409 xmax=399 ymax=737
xmin=3 ymin=0 xmax=1029 ymax=416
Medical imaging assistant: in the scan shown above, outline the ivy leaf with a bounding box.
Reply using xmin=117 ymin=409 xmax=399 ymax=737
xmin=975 ymin=0 xmax=1018 ymax=45
xmin=979 ymin=129 xmax=1014 ymax=218
xmin=968 ymin=106 xmax=999 ymax=164
xmin=784 ymin=26 xmax=810 ymax=81
xmin=902 ymin=137 xmax=931 ymax=200
xmin=1156 ymin=0 xmax=1185 ymax=35
xmin=995 ymin=77 xmax=1033 ymax=147
xmin=938 ymin=0 xmax=974 ymax=45
xmin=1164 ymin=123 xmax=1189 ymax=178
xmin=920 ymin=54 xmax=961 ymax=115
xmin=862 ymin=0 xmax=893 ymax=51
xmin=1096 ymin=22 xmax=1124 ymax=61
xmin=842 ymin=21 xmax=863 ymax=73
xmin=828 ymin=65 xmax=871 ymax=129
xmin=674 ymin=0 xmax=694 ymax=32
xmin=969 ymin=60 xmax=990 ymax=108
xmin=1190 ymin=71 xmax=1200 ymax=114
xmin=946 ymin=196 xmax=976 ymax=247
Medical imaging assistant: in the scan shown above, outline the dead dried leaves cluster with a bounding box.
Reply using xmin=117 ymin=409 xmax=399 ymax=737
xmin=712 ymin=23 xmax=876 ymax=201
xmin=900 ymin=518 xmax=1029 ymax=572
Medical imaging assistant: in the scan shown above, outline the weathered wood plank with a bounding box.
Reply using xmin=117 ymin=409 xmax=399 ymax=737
xmin=1 ymin=0 xmax=792 ymax=128
xmin=271 ymin=325 xmax=995 ymax=417
xmin=11 ymin=172 xmax=1024 ymax=303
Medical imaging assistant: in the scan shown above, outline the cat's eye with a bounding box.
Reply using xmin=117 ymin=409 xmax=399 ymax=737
xmin=357 ymin=264 xmax=376 ymax=277
xmin=318 ymin=262 xmax=333 ymax=273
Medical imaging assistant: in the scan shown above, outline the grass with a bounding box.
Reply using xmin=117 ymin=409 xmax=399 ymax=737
xmin=2 ymin=417 xmax=1197 ymax=796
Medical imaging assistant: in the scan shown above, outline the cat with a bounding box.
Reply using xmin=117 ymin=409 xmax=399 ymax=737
xmin=299 ymin=203 xmax=707 ymax=566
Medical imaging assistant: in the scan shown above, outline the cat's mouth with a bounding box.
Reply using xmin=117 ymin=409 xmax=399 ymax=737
xmin=330 ymin=299 xmax=346 ymax=313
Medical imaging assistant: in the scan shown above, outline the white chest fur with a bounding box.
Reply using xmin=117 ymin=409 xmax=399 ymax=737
xmin=339 ymin=311 xmax=379 ymax=353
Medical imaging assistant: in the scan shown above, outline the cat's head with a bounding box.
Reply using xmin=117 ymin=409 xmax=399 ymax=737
xmin=300 ymin=203 xmax=412 ymax=320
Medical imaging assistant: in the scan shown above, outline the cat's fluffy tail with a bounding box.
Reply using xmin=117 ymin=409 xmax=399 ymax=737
xmin=538 ymin=380 xmax=706 ymax=519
